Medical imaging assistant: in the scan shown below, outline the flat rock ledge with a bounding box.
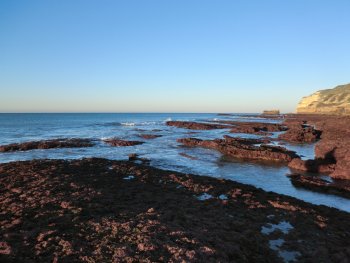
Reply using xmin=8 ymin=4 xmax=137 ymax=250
xmin=103 ymin=139 xmax=144 ymax=147
xmin=289 ymin=174 xmax=350 ymax=199
xmin=0 ymin=138 xmax=94 ymax=152
xmin=166 ymin=121 xmax=231 ymax=130
xmin=0 ymin=158 xmax=349 ymax=262
xmin=177 ymin=136 xmax=298 ymax=163
xmin=138 ymin=134 xmax=163 ymax=140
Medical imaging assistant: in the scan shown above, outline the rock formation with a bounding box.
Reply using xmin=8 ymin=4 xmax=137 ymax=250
xmin=103 ymin=139 xmax=144 ymax=146
xmin=297 ymin=83 xmax=350 ymax=115
xmin=177 ymin=136 xmax=298 ymax=163
xmin=166 ymin=121 xmax=230 ymax=130
xmin=0 ymin=138 xmax=94 ymax=152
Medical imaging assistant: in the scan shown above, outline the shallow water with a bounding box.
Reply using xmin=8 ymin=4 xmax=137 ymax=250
xmin=0 ymin=113 xmax=349 ymax=212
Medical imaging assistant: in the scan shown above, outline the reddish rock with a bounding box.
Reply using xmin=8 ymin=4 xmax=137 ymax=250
xmin=0 ymin=138 xmax=94 ymax=152
xmin=278 ymin=121 xmax=321 ymax=143
xmin=288 ymin=158 xmax=335 ymax=174
xmin=0 ymin=158 xmax=349 ymax=262
xmin=138 ymin=134 xmax=162 ymax=139
xmin=209 ymin=121 xmax=286 ymax=135
xmin=285 ymin=114 xmax=350 ymax=180
xmin=178 ymin=136 xmax=298 ymax=163
xmin=103 ymin=139 xmax=144 ymax=147
xmin=166 ymin=121 xmax=230 ymax=130
xmin=224 ymin=121 xmax=286 ymax=135
xmin=289 ymin=174 xmax=350 ymax=199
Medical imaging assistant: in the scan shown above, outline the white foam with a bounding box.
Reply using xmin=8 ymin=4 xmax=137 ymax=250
xmin=121 ymin=122 xmax=136 ymax=126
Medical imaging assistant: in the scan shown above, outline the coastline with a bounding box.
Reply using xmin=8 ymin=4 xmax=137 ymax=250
xmin=1 ymin=113 xmax=350 ymax=262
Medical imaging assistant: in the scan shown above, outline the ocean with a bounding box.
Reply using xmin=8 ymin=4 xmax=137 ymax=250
xmin=0 ymin=113 xmax=349 ymax=212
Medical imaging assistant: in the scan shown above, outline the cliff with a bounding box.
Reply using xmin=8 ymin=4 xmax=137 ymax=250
xmin=297 ymin=83 xmax=350 ymax=115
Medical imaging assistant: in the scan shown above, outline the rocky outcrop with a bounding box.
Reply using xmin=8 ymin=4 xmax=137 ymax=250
xmin=178 ymin=136 xmax=298 ymax=163
xmin=138 ymin=134 xmax=162 ymax=139
xmin=284 ymin=114 xmax=350 ymax=180
xmin=0 ymin=138 xmax=94 ymax=152
xmin=1 ymin=158 xmax=350 ymax=262
xmin=278 ymin=120 xmax=321 ymax=143
xmin=289 ymin=174 xmax=350 ymax=199
xmin=103 ymin=139 xmax=144 ymax=146
xmin=228 ymin=121 xmax=287 ymax=135
xmin=208 ymin=121 xmax=286 ymax=135
xmin=288 ymin=158 xmax=336 ymax=174
xmin=297 ymin=83 xmax=350 ymax=115
xmin=166 ymin=121 xmax=230 ymax=130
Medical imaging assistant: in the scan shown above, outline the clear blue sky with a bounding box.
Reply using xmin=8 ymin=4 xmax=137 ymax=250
xmin=0 ymin=0 xmax=349 ymax=113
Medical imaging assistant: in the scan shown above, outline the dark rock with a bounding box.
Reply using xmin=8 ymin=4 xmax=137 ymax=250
xmin=166 ymin=121 xmax=230 ymax=130
xmin=278 ymin=121 xmax=321 ymax=143
xmin=103 ymin=139 xmax=144 ymax=147
xmin=0 ymin=158 xmax=349 ymax=262
xmin=284 ymin=114 xmax=350 ymax=180
xmin=128 ymin=153 xmax=150 ymax=165
xmin=0 ymin=138 xmax=94 ymax=152
xmin=289 ymin=173 xmax=350 ymax=198
xmin=288 ymin=158 xmax=335 ymax=174
xmin=178 ymin=136 xmax=298 ymax=163
xmin=138 ymin=134 xmax=162 ymax=139
xmin=216 ymin=121 xmax=287 ymax=135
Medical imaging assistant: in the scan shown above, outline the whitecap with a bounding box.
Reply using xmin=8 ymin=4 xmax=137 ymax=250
xmin=121 ymin=122 xmax=136 ymax=126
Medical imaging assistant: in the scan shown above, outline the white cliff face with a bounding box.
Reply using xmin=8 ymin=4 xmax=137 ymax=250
xmin=297 ymin=84 xmax=350 ymax=115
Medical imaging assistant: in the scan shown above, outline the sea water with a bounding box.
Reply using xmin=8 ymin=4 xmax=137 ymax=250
xmin=0 ymin=113 xmax=349 ymax=212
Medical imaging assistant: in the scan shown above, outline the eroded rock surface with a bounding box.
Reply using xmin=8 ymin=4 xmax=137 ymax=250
xmin=278 ymin=120 xmax=321 ymax=143
xmin=0 ymin=158 xmax=349 ymax=262
xmin=285 ymin=114 xmax=350 ymax=180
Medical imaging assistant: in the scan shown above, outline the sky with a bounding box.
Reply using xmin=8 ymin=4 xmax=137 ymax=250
xmin=0 ymin=0 xmax=349 ymax=113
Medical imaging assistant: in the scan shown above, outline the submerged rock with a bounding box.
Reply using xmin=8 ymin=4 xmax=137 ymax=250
xmin=138 ymin=134 xmax=162 ymax=139
xmin=103 ymin=138 xmax=144 ymax=147
xmin=0 ymin=138 xmax=94 ymax=152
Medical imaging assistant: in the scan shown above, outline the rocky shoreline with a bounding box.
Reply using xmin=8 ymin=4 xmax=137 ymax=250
xmin=1 ymin=158 xmax=350 ymax=262
xmin=1 ymin=113 xmax=350 ymax=262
